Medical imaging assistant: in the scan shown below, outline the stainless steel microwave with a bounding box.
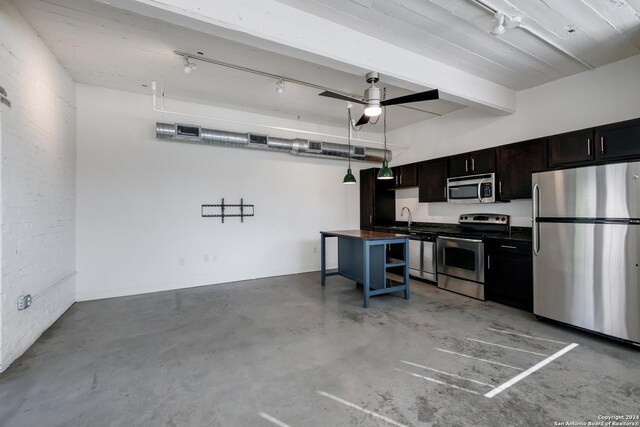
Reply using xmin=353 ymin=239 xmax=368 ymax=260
xmin=447 ymin=173 xmax=496 ymax=203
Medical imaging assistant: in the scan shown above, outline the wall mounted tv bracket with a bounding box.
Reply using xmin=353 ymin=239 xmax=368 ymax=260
xmin=202 ymin=198 xmax=254 ymax=223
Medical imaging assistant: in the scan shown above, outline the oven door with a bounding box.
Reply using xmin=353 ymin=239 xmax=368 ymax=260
xmin=437 ymin=236 xmax=485 ymax=283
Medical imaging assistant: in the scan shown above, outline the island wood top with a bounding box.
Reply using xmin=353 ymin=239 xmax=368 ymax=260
xmin=320 ymin=230 xmax=409 ymax=241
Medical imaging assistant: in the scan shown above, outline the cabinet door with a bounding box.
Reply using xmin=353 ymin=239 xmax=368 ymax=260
xmin=418 ymin=158 xmax=448 ymax=202
xmin=375 ymin=176 xmax=396 ymax=225
xmin=596 ymin=118 xmax=640 ymax=161
xmin=399 ymin=163 xmax=418 ymax=187
xmin=391 ymin=164 xmax=418 ymax=188
xmin=497 ymin=138 xmax=547 ymax=200
xmin=449 ymin=154 xmax=470 ymax=177
xmin=469 ymin=148 xmax=496 ymax=174
xmin=360 ymin=169 xmax=375 ymax=229
xmin=548 ymin=128 xmax=594 ymax=167
xmin=485 ymin=242 xmax=533 ymax=312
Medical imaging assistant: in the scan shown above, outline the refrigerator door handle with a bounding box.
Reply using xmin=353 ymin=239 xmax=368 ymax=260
xmin=532 ymin=183 xmax=540 ymax=255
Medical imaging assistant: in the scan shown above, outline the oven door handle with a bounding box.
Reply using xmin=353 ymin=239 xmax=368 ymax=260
xmin=477 ymin=182 xmax=482 ymax=201
xmin=438 ymin=236 xmax=483 ymax=244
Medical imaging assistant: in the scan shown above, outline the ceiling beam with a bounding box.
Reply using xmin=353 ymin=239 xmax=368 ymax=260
xmin=107 ymin=0 xmax=517 ymax=114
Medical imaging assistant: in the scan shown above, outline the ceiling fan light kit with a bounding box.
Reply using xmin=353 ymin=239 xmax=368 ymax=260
xmin=318 ymin=71 xmax=440 ymax=127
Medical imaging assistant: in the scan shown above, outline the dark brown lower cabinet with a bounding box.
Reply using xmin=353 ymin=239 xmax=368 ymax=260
xmin=485 ymin=238 xmax=532 ymax=312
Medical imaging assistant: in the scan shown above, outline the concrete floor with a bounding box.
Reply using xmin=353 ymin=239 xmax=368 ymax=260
xmin=1 ymin=273 xmax=638 ymax=427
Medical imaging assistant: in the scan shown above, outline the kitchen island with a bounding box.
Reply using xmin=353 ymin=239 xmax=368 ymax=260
xmin=320 ymin=230 xmax=410 ymax=308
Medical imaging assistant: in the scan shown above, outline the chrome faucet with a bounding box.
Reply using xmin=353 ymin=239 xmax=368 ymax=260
xmin=401 ymin=206 xmax=412 ymax=229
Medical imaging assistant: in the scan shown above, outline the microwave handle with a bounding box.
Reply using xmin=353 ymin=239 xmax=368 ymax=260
xmin=477 ymin=182 xmax=482 ymax=201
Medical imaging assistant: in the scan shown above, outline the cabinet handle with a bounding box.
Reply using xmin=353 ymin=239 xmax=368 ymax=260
xmin=499 ymin=180 xmax=502 ymax=195
xmin=487 ymin=255 xmax=490 ymax=270
xmin=399 ymin=174 xmax=402 ymax=185
xmin=370 ymin=214 xmax=372 ymax=224
xmin=587 ymin=138 xmax=591 ymax=156
xmin=500 ymin=244 xmax=517 ymax=249
xmin=465 ymin=159 xmax=468 ymax=172
xmin=444 ymin=185 xmax=447 ymax=199
xmin=471 ymin=157 xmax=475 ymax=171
xmin=601 ymin=136 xmax=604 ymax=154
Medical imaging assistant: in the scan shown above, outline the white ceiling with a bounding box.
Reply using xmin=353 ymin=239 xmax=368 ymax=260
xmin=12 ymin=0 xmax=640 ymax=131
xmin=278 ymin=0 xmax=640 ymax=89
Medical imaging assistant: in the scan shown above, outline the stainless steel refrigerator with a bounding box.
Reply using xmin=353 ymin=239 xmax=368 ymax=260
xmin=532 ymin=161 xmax=640 ymax=344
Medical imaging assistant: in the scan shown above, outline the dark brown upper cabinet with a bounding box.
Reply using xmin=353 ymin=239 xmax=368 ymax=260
xmin=391 ymin=163 xmax=418 ymax=189
xmin=497 ymin=138 xmax=548 ymax=200
xmin=595 ymin=118 xmax=640 ymax=161
xmin=449 ymin=148 xmax=496 ymax=177
xmin=548 ymin=128 xmax=594 ymax=168
xmin=418 ymin=157 xmax=449 ymax=202
xmin=359 ymin=168 xmax=395 ymax=229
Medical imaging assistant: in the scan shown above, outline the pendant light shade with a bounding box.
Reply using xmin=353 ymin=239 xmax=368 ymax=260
xmin=343 ymin=107 xmax=357 ymax=185
xmin=343 ymin=167 xmax=357 ymax=184
xmin=377 ymin=92 xmax=394 ymax=180
xmin=377 ymin=160 xmax=393 ymax=179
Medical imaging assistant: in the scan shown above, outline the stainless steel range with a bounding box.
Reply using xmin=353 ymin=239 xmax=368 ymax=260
xmin=436 ymin=214 xmax=510 ymax=300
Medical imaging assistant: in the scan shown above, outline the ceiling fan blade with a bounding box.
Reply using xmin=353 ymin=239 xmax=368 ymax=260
xmin=354 ymin=114 xmax=370 ymax=126
xmin=381 ymin=89 xmax=439 ymax=106
xmin=318 ymin=90 xmax=367 ymax=105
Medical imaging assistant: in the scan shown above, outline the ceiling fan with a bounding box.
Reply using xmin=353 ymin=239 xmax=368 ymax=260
xmin=319 ymin=72 xmax=439 ymax=126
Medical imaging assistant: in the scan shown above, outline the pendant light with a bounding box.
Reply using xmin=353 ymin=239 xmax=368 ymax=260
xmin=377 ymin=92 xmax=394 ymax=180
xmin=343 ymin=107 xmax=357 ymax=184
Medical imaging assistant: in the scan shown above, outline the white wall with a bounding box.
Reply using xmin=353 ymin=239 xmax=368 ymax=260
xmin=75 ymin=84 xmax=376 ymax=301
xmin=390 ymin=54 xmax=640 ymax=227
xmin=0 ymin=0 xmax=76 ymax=372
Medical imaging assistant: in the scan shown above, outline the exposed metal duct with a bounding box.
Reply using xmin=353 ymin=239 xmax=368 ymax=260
xmin=155 ymin=122 xmax=392 ymax=163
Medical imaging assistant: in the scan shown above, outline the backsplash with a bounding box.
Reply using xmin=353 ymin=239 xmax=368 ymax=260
xmin=394 ymin=188 xmax=533 ymax=227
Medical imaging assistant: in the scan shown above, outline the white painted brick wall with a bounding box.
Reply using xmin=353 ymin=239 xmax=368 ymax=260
xmin=0 ymin=0 xmax=76 ymax=372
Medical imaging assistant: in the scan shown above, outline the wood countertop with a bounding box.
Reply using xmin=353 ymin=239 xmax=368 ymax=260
xmin=320 ymin=230 xmax=409 ymax=240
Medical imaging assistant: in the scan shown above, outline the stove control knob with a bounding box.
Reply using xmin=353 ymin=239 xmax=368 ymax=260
xmin=495 ymin=216 xmax=499 ymax=221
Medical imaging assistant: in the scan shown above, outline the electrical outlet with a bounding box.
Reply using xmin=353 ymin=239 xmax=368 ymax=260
xmin=313 ymin=246 xmax=318 ymax=254
xmin=17 ymin=294 xmax=32 ymax=310
xmin=211 ymin=255 xmax=218 ymax=262
xmin=178 ymin=257 xmax=185 ymax=266
xmin=203 ymin=254 xmax=209 ymax=263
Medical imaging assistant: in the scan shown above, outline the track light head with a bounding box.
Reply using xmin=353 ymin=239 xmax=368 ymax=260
xmin=183 ymin=56 xmax=197 ymax=74
xmin=491 ymin=13 xmax=506 ymax=36
xmin=491 ymin=12 xmax=521 ymax=36
xmin=275 ymin=80 xmax=285 ymax=95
